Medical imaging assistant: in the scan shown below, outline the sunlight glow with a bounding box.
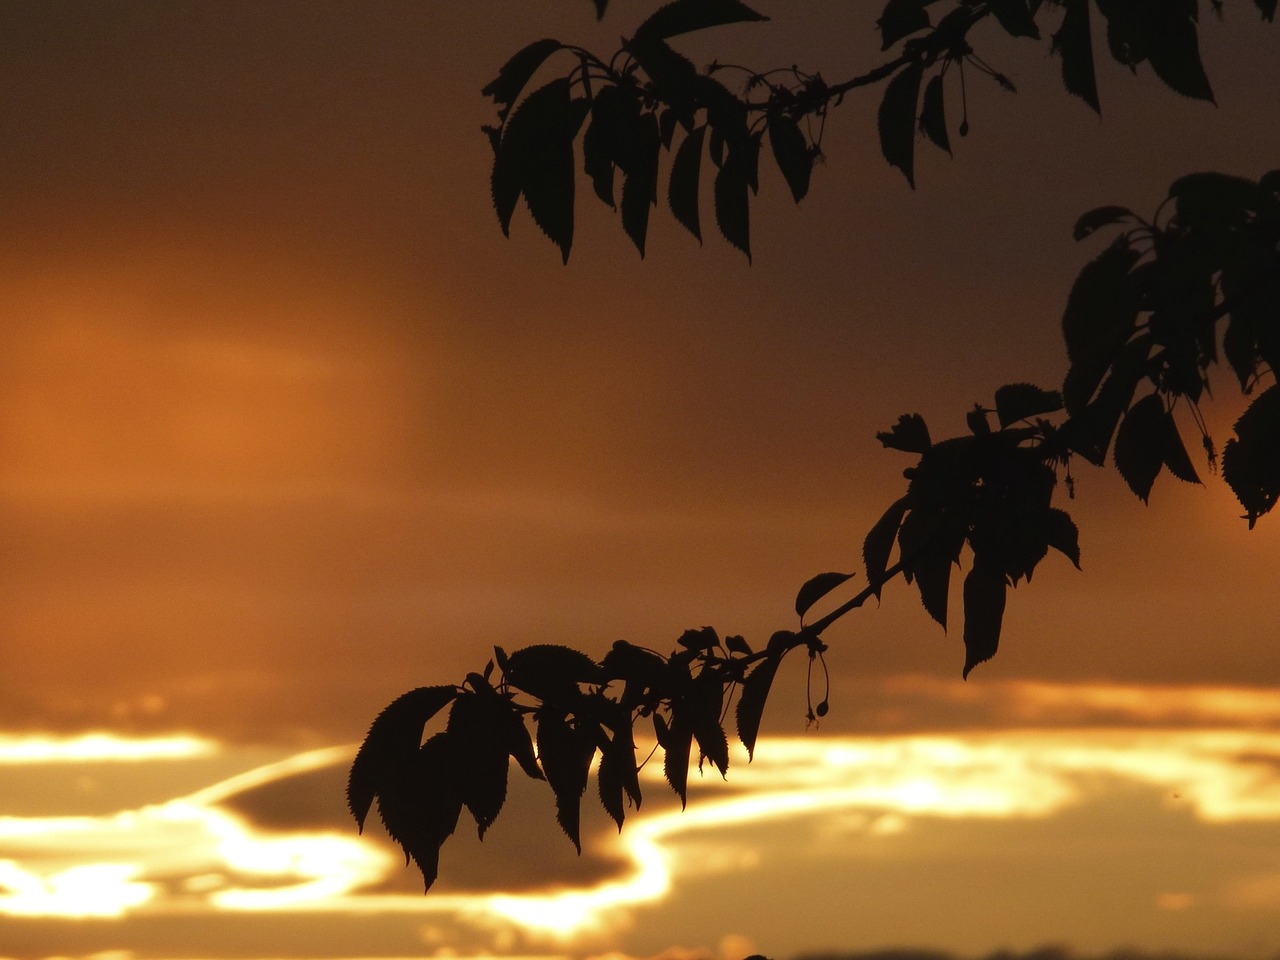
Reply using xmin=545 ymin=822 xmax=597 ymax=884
xmin=0 ymin=732 xmax=215 ymax=764
xmin=0 ymin=860 xmax=154 ymax=917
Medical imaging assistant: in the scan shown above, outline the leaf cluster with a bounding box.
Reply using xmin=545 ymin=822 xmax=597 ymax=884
xmin=1061 ymin=170 xmax=1280 ymax=523
xmin=349 ymin=629 xmax=826 ymax=890
xmin=484 ymin=0 xmax=1274 ymax=261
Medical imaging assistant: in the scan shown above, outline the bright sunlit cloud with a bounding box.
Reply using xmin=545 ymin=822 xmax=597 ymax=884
xmin=0 ymin=732 xmax=216 ymax=764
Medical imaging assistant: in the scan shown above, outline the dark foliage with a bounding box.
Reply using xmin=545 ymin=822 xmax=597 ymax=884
xmin=353 ymin=0 xmax=1278 ymax=892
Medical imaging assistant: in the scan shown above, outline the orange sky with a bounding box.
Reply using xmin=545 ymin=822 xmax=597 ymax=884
xmin=1 ymin=3 xmax=1279 ymax=959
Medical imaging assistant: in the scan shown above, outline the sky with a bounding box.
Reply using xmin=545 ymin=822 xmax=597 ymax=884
xmin=1 ymin=2 xmax=1279 ymax=959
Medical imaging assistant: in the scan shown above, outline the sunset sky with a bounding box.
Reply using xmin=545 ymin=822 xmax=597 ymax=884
xmin=2 ymin=3 xmax=1279 ymax=960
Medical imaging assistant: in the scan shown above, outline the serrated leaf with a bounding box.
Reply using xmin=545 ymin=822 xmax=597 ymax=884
xmin=633 ymin=0 xmax=768 ymax=41
xmin=582 ymin=113 xmax=616 ymax=208
xmin=877 ymin=413 xmax=932 ymax=453
xmin=1052 ymin=0 xmax=1100 ymax=112
xmin=1114 ymin=392 xmax=1166 ymax=502
xmin=912 ymin=544 xmax=953 ymax=629
xmin=688 ymin=671 xmax=729 ymax=777
xmin=662 ymin=710 xmax=694 ymax=807
xmin=795 ymin=571 xmax=856 ymax=620
xmin=736 ymin=655 xmax=780 ymax=760
xmin=994 ymin=383 xmax=1063 ymax=427
xmin=768 ymin=113 xmax=812 ymax=202
xmin=1063 ymin=332 xmax=1151 ymax=461
xmin=677 ymin=626 xmax=720 ymax=651
xmin=877 ymin=0 xmax=934 ymax=49
xmin=482 ymin=39 xmax=564 ymax=119
xmin=446 ymin=691 xmax=512 ymax=838
xmin=502 ymin=643 xmax=605 ymax=702
xmin=1223 ymin=384 xmax=1280 ymax=528
xmin=668 ymin=124 xmax=706 ymax=242
xmin=375 ymin=733 xmax=462 ymax=892
xmin=864 ymin=496 xmax=910 ymax=594
xmin=1043 ymin=508 xmax=1082 ymax=569
xmin=1141 ymin=3 xmax=1215 ymax=103
xmin=918 ymin=74 xmax=951 ymax=155
xmin=988 ymin=0 xmax=1040 ymax=38
xmin=1160 ymin=410 xmax=1201 ymax=485
xmin=536 ymin=710 xmax=597 ymax=853
xmin=714 ymin=149 xmax=751 ymax=260
xmin=1072 ymin=204 xmax=1137 ymax=241
xmin=597 ymin=711 xmax=641 ymax=830
xmin=962 ymin=564 xmax=1007 ymax=679
xmin=348 ymin=684 xmax=458 ymax=832
xmin=878 ymin=63 xmax=924 ymax=187
xmin=1061 ymin=236 xmax=1142 ymax=413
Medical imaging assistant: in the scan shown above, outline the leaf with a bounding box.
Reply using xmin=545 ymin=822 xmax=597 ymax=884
xmin=994 ymin=383 xmax=1063 ymax=427
xmin=1043 ymin=508 xmax=1082 ymax=569
xmin=725 ymin=634 xmax=752 ymax=655
xmin=988 ymin=0 xmax=1040 ymax=38
xmin=597 ymin=711 xmax=641 ymax=830
xmin=591 ymin=0 xmax=609 ymax=18
xmin=911 ymin=543 xmax=953 ymax=629
xmin=1160 ymin=411 xmax=1201 ymax=485
xmin=501 ymin=643 xmax=604 ymax=702
xmin=918 ymin=74 xmax=951 ymax=156
xmin=736 ymin=654 xmax=780 ymax=760
xmin=714 ymin=149 xmax=752 ymax=261
xmin=1255 ymin=0 xmax=1277 ymax=21
xmin=768 ymin=113 xmax=812 ymax=202
xmin=1052 ymin=0 xmax=1100 ymax=112
xmin=491 ymin=78 xmax=588 ymax=263
xmin=677 ymin=626 xmax=720 ymax=651
xmin=962 ymin=564 xmax=1007 ymax=679
xmin=864 ymin=496 xmax=910 ymax=593
xmin=1114 ymin=392 xmax=1166 ymax=502
xmin=1223 ymin=384 xmax=1280 ymax=528
xmin=633 ymin=0 xmax=768 ymax=41
xmin=536 ymin=710 xmax=597 ymax=853
xmin=878 ymin=63 xmax=924 ymax=187
xmin=375 ymin=733 xmax=462 ymax=892
xmin=1060 ymin=235 xmax=1142 ymax=415
xmin=581 ymin=111 xmax=616 ymax=208
xmin=1072 ymin=204 xmax=1137 ymax=241
xmin=661 ymin=709 xmax=694 ymax=807
xmin=877 ymin=413 xmax=932 ymax=453
xmin=1063 ymin=332 xmax=1151 ymax=462
xmin=877 ymin=0 xmax=934 ymax=49
xmin=619 ymin=112 xmax=660 ymax=259
xmin=668 ymin=124 xmax=706 ymax=242
xmin=482 ymin=39 xmax=564 ymax=120
xmin=348 ymin=684 xmax=458 ymax=832
xmin=795 ymin=571 xmax=856 ymax=620
xmin=1141 ymin=2 xmax=1215 ymax=103
xmin=446 ymin=691 xmax=513 ymax=838
xmin=687 ymin=670 xmax=729 ymax=777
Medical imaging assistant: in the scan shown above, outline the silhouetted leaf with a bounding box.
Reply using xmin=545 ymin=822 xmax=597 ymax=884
xmin=1061 ymin=236 xmax=1142 ymax=415
xmin=878 ymin=63 xmax=923 ymax=187
xmin=677 ymin=626 xmax=720 ymax=651
xmin=877 ymin=0 xmax=934 ymax=49
xmin=768 ymin=113 xmax=812 ymax=202
xmin=988 ymin=0 xmax=1040 ymax=38
xmin=1072 ymin=204 xmax=1137 ymax=241
xmin=375 ymin=733 xmax=462 ymax=892
xmin=725 ymin=634 xmax=752 ymax=655
xmin=446 ymin=691 xmax=513 ymax=838
xmin=501 ymin=644 xmax=604 ymax=703
xmin=687 ymin=671 xmax=729 ymax=777
xmin=1160 ymin=411 xmax=1201 ymax=485
xmin=536 ymin=710 xmax=597 ymax=852
xmin=795 ymin=571 xmax=855 ymax=620
xmin=1063 ymin=333 xmax=1151 ymax=462
xmin=348 ymin=684 xmax=458 ymax=832
xmin=911 ymin=543 xmax=953 ymax=628
xmin=591 ymin=0 xmax=608 ymax=19
xmin=491 ymin=78 xmax=589 ymax=263
xmin=1255 ymin=0 xmax=1278 ymax=21
xmin=736 ymin=651 xmax=781 ymax=760
xmin=1223 ymin=384 xmax=1280 ymax=528
xmin=662 ymin=709 xmax=694 ymax=806
xmin=962 ymin=564 xmax=1007 ymax=678
xmin=597 ymin=705 xmax=641 ymax=830
xmin=1114 ymin=392 xmax=1166 ymax=502
xmin=714 ymin=150 xmax=751 ymax=260
xmin=668 ymin=124 xmax=706 ymax=241
xmin=1170 ymin=172 xmax=1261 ymax=226
xmin=620 ymin=111 xmax=661 ymax=258
xmin=877 ymin=413 xmax=932 ymax=453
xmin=633 ymin=0 xmax=768 ymax=42
xmin=582 ymin=109 xmax=617 ymax=208
xmin=1043 ymin=508 xmax=1081 ymax=568
xmin=482 ymin=39 xmax=564 ymax=121
xmin=994 ymin=383 xmax=1063 ymax=427
xmin=918 ymin=74 xmax=951 ymax=155
xmin=864 ymin=495 xmax=910 ymax=594
xmin=1142 ymin=3 xmax=1214 ymax=103
xmin=1052 ymin=0 xmax=1100 ymax=112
